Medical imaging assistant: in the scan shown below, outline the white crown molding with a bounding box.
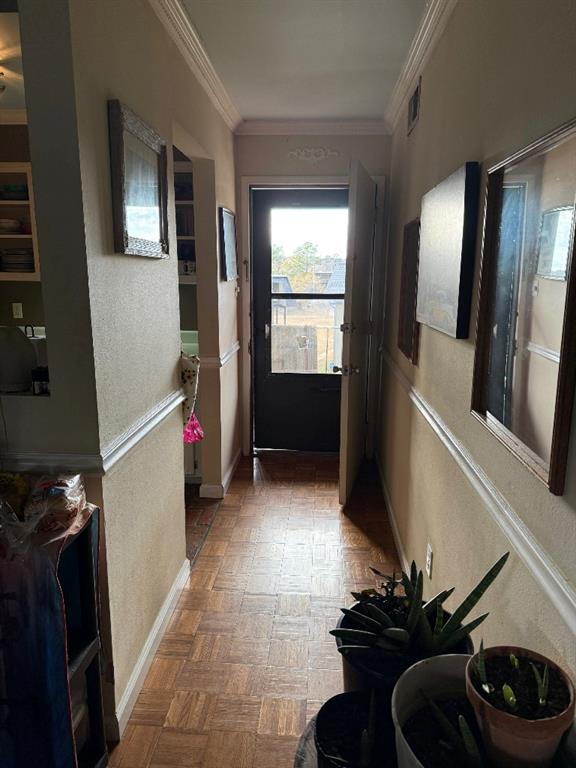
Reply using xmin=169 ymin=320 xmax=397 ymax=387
xmin=236 ymin=119 xmax=390 ymax=136
xmin=107 ymin=558 xmax=190 ymax=740
xmin=382 ymin=349 xmax=576 ymax=636
xmin=200 ymin=340 xmax=240 ymax=369
xmin=385 ymin=0 xmax=459 ymax=131
xmin=286 ymin=146 xmax=341 ymax=163
xmin=148 ymin=0 xmax=241 ymax=131
xmin=0 ymin=109 xmax=27 ymax=124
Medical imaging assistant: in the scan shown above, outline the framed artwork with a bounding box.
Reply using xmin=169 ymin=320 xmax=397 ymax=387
xmin=472 ymin=118 xmax=576 ymax=495
xmin=536 ymin=206 xmax=574 ymax=280
xmin=397 ymin=218 xmax=421 ymax=363
xmin=108 ymin=99 xmax=169 ymax=258
xmin=416 ymin=162 xmax=480 ymax=338
xmin=219 ymin=206 xmax=238 ymax=280
xmin=407 ymin=76 xmax=421 ymax=135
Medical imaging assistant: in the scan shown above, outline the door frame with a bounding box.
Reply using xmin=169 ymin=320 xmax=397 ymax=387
xmin=239 ymin=174 xmax=387 ymax=458
xmin=239 ymin=176 xmax=348 ymax=456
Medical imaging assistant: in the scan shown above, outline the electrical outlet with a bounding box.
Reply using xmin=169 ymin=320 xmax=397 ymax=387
xmin=425 ymin=543 xmax=433 ymax=579
xmin=12 ymin=302 xmax=23 ymax=319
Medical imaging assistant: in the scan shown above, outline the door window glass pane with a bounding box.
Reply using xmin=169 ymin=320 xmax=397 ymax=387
xmin=271 ymin=208 xmax=348 ymax=294
xmin=271 ymin=298 xmax=344 ymax=373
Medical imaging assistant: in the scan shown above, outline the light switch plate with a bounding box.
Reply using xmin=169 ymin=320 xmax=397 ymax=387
xmin=12 ymin=302 xmax=23 ymax=319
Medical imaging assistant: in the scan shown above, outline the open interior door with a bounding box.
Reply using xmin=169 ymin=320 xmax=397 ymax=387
xmin=338 ymin=160 xmax=377 ymax=505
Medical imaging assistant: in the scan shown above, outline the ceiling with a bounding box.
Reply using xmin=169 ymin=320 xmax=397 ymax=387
xmin=182 ymin=0 xmax=427 ymax=123
xmin=0 ymin=12 xmax=25 ymax=110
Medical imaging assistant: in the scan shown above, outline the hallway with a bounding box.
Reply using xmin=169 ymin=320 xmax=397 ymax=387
xmin=109 ymin=454 xmax=401 ymax=767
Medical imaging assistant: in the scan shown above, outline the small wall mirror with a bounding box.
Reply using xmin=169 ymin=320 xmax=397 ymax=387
xmin=472 ymin=119 xmax=576 ymax=495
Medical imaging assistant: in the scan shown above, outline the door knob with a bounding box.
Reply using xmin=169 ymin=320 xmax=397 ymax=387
xmin=333 ymin=365 xmax=342 ymax=373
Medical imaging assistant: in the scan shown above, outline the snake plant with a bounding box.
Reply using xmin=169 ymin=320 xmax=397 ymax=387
xmin=325 ymin=690 xmax=377 ymax=767
xmin=331 ymin=552 xmax=509 ymax=661
xmin=426 ymin=693 xmax=486 ymax=767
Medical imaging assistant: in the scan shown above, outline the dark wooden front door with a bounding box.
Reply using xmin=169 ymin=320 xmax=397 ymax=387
xmin=252 ymin=187 xmax=349 ymax=451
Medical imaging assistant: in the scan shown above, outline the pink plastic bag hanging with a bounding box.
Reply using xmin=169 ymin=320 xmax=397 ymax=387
xmin=180 ymin=352 xmax=204 ymax=444
xmin=183 ymin=411 xmax=204 ymax=444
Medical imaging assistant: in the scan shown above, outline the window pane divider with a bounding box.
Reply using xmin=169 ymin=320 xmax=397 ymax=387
xmin=272 ymin=293 xmax=344 ymax=301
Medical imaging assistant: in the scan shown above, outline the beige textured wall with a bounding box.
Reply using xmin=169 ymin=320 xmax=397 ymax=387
xmin=0 ymin=281 xmax=44 ymax=327
xmin=63 ymin=0 xmax=241 ymax=706
xmin=68 ymin=0 xmax=236 ymax=448
xmin=378 ymin=0 xmax=576 ymax=674
xmin=100 ymin=410 xmax=185 ymax=701
xmin=235 ymin=133 xmax=390 ymax=179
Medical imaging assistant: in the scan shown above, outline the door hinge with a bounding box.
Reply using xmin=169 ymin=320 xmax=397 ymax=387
xmin=333 ymin=365 xmax=360 ymax=376
xmin=248 ymin=340 xmax=252 ymax=355
xmin=340 ymin=322 xmax=355 ymax=334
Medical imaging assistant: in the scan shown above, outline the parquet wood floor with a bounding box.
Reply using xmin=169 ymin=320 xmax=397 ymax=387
xmin=108 ymin=454 xmax=400 ymax=767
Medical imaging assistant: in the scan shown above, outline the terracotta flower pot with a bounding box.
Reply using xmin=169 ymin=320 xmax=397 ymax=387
xmin=465 ymin=645 xmax=575 ymax=768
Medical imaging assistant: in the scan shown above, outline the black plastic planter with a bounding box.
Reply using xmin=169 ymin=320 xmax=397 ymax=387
xmin=335 ymin=602 xmax=474 ymax=691
xmin=315 ymin=690 xmax=376 ymax=768
xmin=334 ymin=602 xmax=474 ymax=725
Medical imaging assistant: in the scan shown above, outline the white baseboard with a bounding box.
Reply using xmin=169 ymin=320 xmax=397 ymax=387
xmin=199 ymin=483 xmax=224 ymax=499
xmin=106 ymin=558 xmax=190 ymax=741
xmin=222 ymin=448 xmax=242 ymax=494
xmin=199 ymin=448 xmax=241 ymax=499
xmin=374 ymin=453 xmax=409 ymax=572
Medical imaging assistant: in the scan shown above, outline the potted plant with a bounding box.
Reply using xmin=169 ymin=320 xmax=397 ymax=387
xmin=465 ymin=644 xmax=575 ymax=768
xmin=315 ymin=689 xmax=379 ymax=768
xmin=330 ymin=553 xmax=509 ymax=700
xmin=391 ymin=653 xmax=487 ymax=767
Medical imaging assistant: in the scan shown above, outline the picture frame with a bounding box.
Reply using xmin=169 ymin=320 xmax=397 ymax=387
xmin=536 ymin=206 xmax=574 ymax=280
xmin=108 ymin=99 xmax=169 ymax=258
xmin=407 ymin=76 xmax=421 ymax=135
xmin=416 ymin=162 xmax=480 ymax=338
xmin=219 ymin=206 xmax=238 ymax=281
xmin=471 ymin=118 xmax=576 ymax=496
xmin=397 ymin=218 xmax=421 ymax=364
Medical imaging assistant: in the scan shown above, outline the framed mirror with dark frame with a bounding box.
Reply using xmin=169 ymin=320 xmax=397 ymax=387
xmin=472 ymin=118 xmax=576 ymax=495
xmin=108 ymin=99 xmax=169 ymax=258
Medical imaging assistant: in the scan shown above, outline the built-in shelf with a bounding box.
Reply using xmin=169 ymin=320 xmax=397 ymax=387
xmin=0 ymin=162 xmax=40 ymax=281
xmin=68 ymin=637 xmax=100 ymax=684
xmin=175 ymin=199 xmax=194 ymax=205
xmin=0 ymin=271 xmax=40 ymax=282
xmin=177 ymin=235 xmax=195 ymax=241
xmin=179 ymin=274 xmax=197 ymax=285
